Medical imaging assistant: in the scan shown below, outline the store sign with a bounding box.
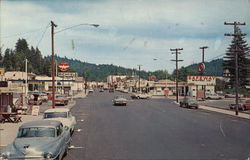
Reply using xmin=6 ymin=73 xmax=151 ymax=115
xmin=187 ymin=76 xmax=216 ymax=85
xmin=198 ymin=63 xmax=205 ymax=73
xmin=58 ymin=72 xmax=77 ymax=77
xmin=58 ymin=62 xmax=69 ymax=72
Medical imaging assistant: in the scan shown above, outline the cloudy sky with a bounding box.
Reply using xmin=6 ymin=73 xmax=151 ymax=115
xmin=1 ymin=0 xmax=249 ymax=72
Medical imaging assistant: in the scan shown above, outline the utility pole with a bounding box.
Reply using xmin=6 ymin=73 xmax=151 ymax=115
xmin=224 ymin=21 xmax=246 ymax=115
xmin=51 ymin=21 xmax=57 ymax=108
xmin=199 ymin=46 xmax=208 ymax=68
xmin=170 ymin=48 xmax=183 ymax=103
xmin=199 ymin=46 xmax=208 ymax=99
xmin=138 ymin=65 xmax=142 ymax=93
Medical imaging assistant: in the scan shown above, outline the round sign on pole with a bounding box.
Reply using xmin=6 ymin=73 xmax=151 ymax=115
xmin=58 ymin=62 xmax=69 ymax=72
xmin=198 ymin=63 xmax=205 ymax=73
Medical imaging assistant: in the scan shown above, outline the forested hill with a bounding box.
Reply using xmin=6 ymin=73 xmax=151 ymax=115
xmin=1 ymin=39 xmax=224 ymax=82
xmin=56 ymin=56 xmax=224 ymax=81
xmin=186 ymin=59 xmax=224 ymax=76
xmin=55 ymin=56 xmax=150 ymax=81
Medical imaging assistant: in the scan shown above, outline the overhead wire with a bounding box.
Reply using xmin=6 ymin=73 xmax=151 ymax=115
xmin=36 ymin=23 xmax=50 ymax=47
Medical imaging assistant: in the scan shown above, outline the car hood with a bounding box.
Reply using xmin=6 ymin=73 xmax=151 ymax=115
xmin=1 ymin=137 xmax=60 ymax=158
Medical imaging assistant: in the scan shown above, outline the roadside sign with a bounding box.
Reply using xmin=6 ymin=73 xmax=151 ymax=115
xmin=198 ymin=63 xmax=205 ymax=73
xmin=58 ymin=72 xmax=78 ymax=77
xmin=31 ymin=105 xmax=40 ymax=116
xmin=58 ymin=62 xmax=69 ymax=72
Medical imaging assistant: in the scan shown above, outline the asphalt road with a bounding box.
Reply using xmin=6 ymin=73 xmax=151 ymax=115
xmin=65 ymin=91 xmax=250 ymax=160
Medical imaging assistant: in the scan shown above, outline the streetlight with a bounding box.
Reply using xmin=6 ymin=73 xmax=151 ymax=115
xmin=51 ymin=21 xmax=99 ymax=108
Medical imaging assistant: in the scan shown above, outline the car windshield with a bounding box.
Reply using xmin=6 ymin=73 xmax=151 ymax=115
xmin=44 ymin=112 xmax=68 ymax=118
xmin=17 ymin=127 xmax=55 ymax=138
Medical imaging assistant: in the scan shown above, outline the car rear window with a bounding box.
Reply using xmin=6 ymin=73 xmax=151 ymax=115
xmin=44 ymin=112 xmax=68 ymax=118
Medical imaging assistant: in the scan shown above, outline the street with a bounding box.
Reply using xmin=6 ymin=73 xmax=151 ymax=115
xmin=65 ymin=91 xmax=250 ymax=160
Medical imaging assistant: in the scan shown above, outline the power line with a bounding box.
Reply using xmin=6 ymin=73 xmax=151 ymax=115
xmin=36 ymin=23 xmax=50 ymax=47
xmin=0 ymin=28 xmax=44 ymax=39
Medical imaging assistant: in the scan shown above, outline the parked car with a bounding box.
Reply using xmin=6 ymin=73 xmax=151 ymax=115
xmin=28 ymin=92 xmax=43 ymax=105
xmin=205 ymin=93 xmax=223 ymax=100
xmin=225 ymin=93 xmax=242 ymax=98
xmin=55 ymin=95 xmax=69 ymax=106
xmin=229 ymin=99 xmax=250 ymax=111
xmin=0 ymin=120 xmax=71 ymax=160
xmin=39 ymin=92 xmax=49 ymax=102
xmin=138 ymin=93 xmax=151 ymax=99
xmin=99 ymin=88 xmax=104 ymax=92
xmin=109 ymin=87 xmax=115 ymax=92
xmin=180 ymin=97 xmax=199 ymax=109
xmin=88 ymin=88 xmax=94 ymax=93
xmin=113 ymin=95 xmax=127 ymax=106
xmin=43 ymin=108 xmax=76 ymax=135
xmin=131 ymin=93 xmax=151 ymax=99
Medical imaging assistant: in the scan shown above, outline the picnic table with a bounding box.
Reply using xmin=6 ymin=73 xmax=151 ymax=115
xmin=0 ymin=112 xmax=22 ymax=123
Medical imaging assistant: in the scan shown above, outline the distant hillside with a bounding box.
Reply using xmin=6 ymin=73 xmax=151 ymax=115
xmin=185 ymin=59 xmax=223 ymax=76
xmin=55 ymin=56 xmax=150 ymax=81
xmin=55 ymin=56 xmax=224 ymax=81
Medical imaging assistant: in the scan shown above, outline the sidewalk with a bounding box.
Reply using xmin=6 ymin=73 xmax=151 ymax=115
xmin=0 ymin=115 xmax=42 ymax=149
xmin=173 ymin=101 xmax=250 ymax=120
xmin=0 ymin=91 xmax=87 ymax=149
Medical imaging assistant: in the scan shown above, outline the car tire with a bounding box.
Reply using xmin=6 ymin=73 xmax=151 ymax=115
xmin=195 ymin=106 xmax=198 ymax=109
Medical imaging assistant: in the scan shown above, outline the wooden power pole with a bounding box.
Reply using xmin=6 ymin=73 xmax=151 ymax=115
xmin=224 ymin=21 xmax=246 ymax=115
xmin=170 ymin=48 xmax=183 ymax=103
xmin=51 ymin=21 xmax=57 ymax=108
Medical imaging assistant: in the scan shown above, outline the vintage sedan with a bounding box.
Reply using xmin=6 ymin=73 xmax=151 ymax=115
xmin=180 ymin=97 xmax=199 ymax=109
xmin=229 ymin=99 xmax=250 ymax=111
xmin=55 ymin=95 xmax=69 ymax=106
xmin=113 ymin=95 xmax=127 ymax=106
xmin=0 ymin=120 xmax=70 ymax=160
xmin=43 ymin=108 xmax=76 ymax=135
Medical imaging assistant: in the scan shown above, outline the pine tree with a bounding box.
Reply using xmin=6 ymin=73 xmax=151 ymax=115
xmin=223 ymin=27 xmax=250 ymax=88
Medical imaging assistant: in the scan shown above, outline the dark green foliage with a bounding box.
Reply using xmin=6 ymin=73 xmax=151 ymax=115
xmin=1 ymin=38 xmax=51 ymax=76
xmin=223 ymin=27 xmax=250 ymax=88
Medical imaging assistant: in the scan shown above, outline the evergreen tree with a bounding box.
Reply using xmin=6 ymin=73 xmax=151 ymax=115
xmin=223 ymin=27 xmax=250 ymax=88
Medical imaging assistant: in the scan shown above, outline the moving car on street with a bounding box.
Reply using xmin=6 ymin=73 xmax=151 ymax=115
xmin=0 ymin=120 xmax=70 ymax=160
xmin=229 ymin=99 xmax=250 ymax=111
xmin=43 ymin=108 xmax=76 ymax=135
xmin=180 ymin=97 xmax=199 ymax=109
xmin=113 ymin=95 xmax=127 ymax=106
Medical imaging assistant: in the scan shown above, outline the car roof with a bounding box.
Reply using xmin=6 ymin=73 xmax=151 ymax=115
xmin=44 ymin=108 xmax=70 ymax=113
xmin=20 ymin=120 xmax=62 ymax=129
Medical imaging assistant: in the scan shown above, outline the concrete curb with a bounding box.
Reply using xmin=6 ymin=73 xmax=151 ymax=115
xmin=199 ymin=105 xmax=250 ymax=120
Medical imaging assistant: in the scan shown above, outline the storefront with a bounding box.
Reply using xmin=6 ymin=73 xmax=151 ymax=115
xmin=187 ymin=76 xmax=216 ymax=98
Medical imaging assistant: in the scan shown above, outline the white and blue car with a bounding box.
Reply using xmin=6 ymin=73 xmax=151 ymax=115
xmin=0 ymin=120 xmax=71 ymax=160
